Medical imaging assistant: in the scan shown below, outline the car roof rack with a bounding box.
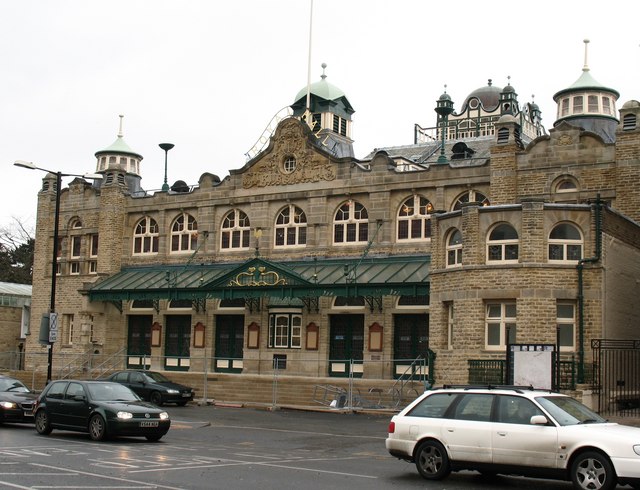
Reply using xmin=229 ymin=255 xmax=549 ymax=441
xmin=439 ymin=384 xmax=537 ymax=394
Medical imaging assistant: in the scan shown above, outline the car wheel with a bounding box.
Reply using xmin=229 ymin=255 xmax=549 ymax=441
xmin=150 ymin=391 xmax=163 ymax=406
xmin=571 ymin=451 xmax=616 ymax=490
xmin=146 ymin=434 xmax=163 ymax=442
xmin=415 ymin=440 xmax=451 ymax=480
xmin=35 ymin=410 xmax=52 ymax=435
xmin=89 ymin=414 xmax=107 ymax=441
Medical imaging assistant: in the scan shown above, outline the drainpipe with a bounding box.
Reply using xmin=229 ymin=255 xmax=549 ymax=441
xmin=576 ymin=195 xmax=602 ymax=384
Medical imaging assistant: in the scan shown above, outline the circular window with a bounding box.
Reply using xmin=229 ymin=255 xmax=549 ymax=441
xmin=469 ymin=98 xmax=479 ymax=109
xmin=283 ymin=156 xmax=297 ymax=174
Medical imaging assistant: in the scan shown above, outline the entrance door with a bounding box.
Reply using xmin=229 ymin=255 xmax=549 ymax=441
xmin=329 ymin=315 xmax=364 ymax=377
xmin=215 ymin=315 xmax=244 ymax=373
xmin=165 ymin=315 xmax=191 ymax=371
xmin=127 ymin=315 xmax=152 ymax=369
xmin=393 ymin=314 xmax=429 ymax=379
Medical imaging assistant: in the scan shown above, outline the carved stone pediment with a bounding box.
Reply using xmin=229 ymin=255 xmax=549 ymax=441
xmin=243 ymin=118 xmax=336 ymax=188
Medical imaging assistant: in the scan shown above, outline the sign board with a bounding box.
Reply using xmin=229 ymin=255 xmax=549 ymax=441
xmin=49 ymin=312 xmax=58 ymax=343
xmin=508 ymin=344 xmax=555 ymax=390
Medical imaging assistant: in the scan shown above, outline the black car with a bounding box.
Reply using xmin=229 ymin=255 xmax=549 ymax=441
xmin=104 ymin=370 xmax=194 ymax=406
xmin=0 ymin=375 xmax=38 ymax=424
xmin=33 ymin=380 xmax=171 ymax=441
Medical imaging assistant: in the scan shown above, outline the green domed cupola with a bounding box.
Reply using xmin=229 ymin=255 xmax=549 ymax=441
xmin=553 ymin=40 xmax=620 ymax=142
xmin=291 ymin=64 xmax=355 ymax=157
xmin=94 ymin=115 xmax=143 ymax=176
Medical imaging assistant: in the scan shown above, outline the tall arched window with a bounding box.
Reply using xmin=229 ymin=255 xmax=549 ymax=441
xmin=397 ymin=195 xmax=433 ymax=241
xmin=170 ymin=213 xmax=198 ymax=253
xmin=453 ymin=190 xmax=489 ymax=210
xmin=275 ymin=205 xmax=307 ymax=247
xmin=549 ymin=223 xmax=582 ymax=262
xmin=133 ymin=216 xmax=159 ymax=255
xmin=333 ymin=200 xmax=368 ymax=244
xmin=487 ymin=223 xmax=519 ymax=263
xmin=446 ymin=228 xmax=463 ymax=267
xmin=221 ymin=209 xmax=250 ymax=250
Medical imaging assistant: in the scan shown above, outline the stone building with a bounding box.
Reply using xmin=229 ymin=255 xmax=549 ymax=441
xmin=23 ymin=46 xmax=640 ymax=395
xmin=0 ymin=281 xmax=31 ymax=370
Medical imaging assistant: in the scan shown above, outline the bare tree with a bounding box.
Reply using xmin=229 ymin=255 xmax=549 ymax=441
xmin=0 ymin=217 xmax=34 ymax=284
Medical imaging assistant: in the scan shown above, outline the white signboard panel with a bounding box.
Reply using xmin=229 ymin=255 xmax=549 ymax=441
xmin=511 ymin=345 xmax=554 ymax=390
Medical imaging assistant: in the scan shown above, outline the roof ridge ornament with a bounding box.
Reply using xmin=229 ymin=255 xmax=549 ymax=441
xmin=321 ymin=62 xmax=327 ymax=80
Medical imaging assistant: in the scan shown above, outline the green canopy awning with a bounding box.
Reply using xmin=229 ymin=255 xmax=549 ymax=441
xmin=87 ymin=255 xmax=430 ymax=302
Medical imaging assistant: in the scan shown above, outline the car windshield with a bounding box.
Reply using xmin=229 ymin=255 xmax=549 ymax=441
xmin=143 ymin=372 xmax=171 ymax=383
xmin=87 ymin=382 xmax=141 ymax=402
xmin=535 ymin=395 xmax=607 ymax=426
xmin=0 ymin=378 xmax=29 ymax=393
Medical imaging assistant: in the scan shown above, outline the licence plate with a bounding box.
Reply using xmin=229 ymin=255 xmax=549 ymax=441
xmin=24 ymin=411 xmax=33 ymax=417
xmin=139 ymin=421 xmax=159 ymax=427
xmin=181 ymin=393 xmax=191 ymax=397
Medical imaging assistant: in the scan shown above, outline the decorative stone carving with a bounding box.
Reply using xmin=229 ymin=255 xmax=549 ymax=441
xmin=243 ymin=119 xmax=336 ymax=188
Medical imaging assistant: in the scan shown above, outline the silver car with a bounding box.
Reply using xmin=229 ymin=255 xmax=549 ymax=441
xmin=385 ymin=386 xmax=640 ymax=490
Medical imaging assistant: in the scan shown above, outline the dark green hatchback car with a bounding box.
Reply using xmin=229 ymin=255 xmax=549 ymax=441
xmin=34 ymin=380 xmax=171 ymax=441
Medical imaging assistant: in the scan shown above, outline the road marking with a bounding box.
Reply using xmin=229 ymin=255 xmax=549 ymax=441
xmin=28 ymin=463 xmax=186 ymax=490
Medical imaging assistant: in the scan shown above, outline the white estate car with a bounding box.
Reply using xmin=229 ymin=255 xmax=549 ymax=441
xmin=386 ymin=386 xmax=640 ymax=490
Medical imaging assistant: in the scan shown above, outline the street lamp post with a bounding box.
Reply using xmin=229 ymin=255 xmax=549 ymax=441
xmin=14 ymin=160 xmax=102 ymax=384
xmin=159 ymin=143 xmax=174 ymax=192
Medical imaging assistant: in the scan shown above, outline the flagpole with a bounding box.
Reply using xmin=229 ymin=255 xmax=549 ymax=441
xmin=305 ymin=0 xmax=314 ymax=112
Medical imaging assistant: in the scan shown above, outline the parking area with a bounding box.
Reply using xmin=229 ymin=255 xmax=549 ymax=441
xmin=1 ymin=404 xmax=638 ymax=489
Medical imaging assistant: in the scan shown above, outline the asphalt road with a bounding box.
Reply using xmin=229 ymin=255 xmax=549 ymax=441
xmin=0 ymin=404 xmax=636 ymax=489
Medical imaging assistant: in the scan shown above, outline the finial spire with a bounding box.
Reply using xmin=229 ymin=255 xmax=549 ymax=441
xmin=117 ymin=114 xmax=124 ymax=138
xmin=582 ymin=39 xmax=590 ymax=72
xmin=444 ymin=84 xmax=447 ymax=93
xmin=507 ymin=75 xmax=511 ymax=86
xmin=321 ymin=62 xmax=327 ymax=80
xmin=488 ymin=78 xmax=492 ymax=87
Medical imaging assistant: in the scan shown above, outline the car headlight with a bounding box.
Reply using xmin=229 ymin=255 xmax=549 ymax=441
xmin=634 ymin=445 xmax=640 ymax=456
xmin=116 ymin=411 xmax=133 ymax=420
xmin=159 ymin=412 xmax=169 ymax=420
xmin=166 ymin=389 xmax=179 ymax=394
xmin=0 ymin=401 xmax=18 ymax=409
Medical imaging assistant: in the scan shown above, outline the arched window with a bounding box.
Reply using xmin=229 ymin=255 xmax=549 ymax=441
xmin=555 ymin=179 xmax=578 ymax=193
xmin=133 ymin=216 xmax=159 ymax=255
xmin=549 ymin=223 xmax=582 ymax=262
xmin=487 ymin=223 xmax=519 ymax=263
xmin=397 ymin=195 xmax=433 ymax=241
xmin=333 ymin=200 xmax=368 ymax=244
xmin=453 ymin=190 xmax=489 ymax=210
xmin=446 ymin=228 xmax=463 ymax=267
xmin=170 ymin=213 xmax=198 ymax=253
xmin=71 ymin=218 xmax=82 ymax=229
xmin=275 ymin=205 xmax=307 ymax=247
xmin=221 ymin=209 xmax=250 ymax=250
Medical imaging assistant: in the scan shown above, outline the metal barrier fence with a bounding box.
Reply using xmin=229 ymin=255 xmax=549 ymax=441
xmin=10 ymin=351 xmax=433 ymax=411
xmin=468 ymin=357 xmax=577 ymax=390
xmin=0 ymin=351 xmax=25 ymax=371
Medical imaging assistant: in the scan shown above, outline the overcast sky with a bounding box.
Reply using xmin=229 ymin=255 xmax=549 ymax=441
xmin=1 ymin=0 xmax=638 ymax=236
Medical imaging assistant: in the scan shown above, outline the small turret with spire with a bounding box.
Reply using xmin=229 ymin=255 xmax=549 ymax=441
xmin=552 ymin=39 xmax=620 ymax=142
xmin=94 ymin=115 xmax=144 ymax=194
